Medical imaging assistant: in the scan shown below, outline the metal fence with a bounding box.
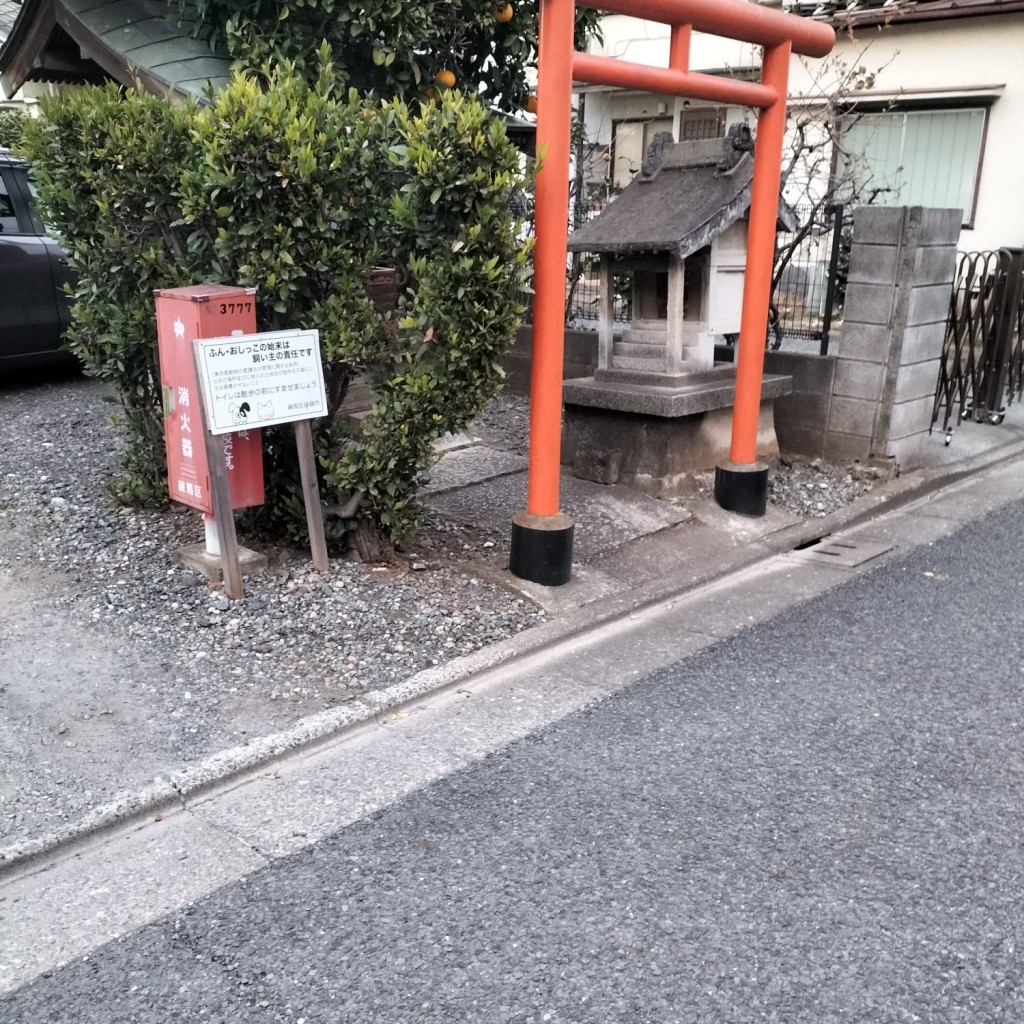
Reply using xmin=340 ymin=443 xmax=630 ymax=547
xmin=517 ymin=194 xmax=633 ymax=328
xmin=932 ymin=248 xmax=1024 ymax=440
xmin=564 ymin=259 xmax=633 ymax=327
xmin=770 ymin=204 xmax=846 ymax=354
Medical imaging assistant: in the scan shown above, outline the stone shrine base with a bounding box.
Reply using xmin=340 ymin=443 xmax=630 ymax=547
xmin=562 ymin=365 xmax=792 ymax=497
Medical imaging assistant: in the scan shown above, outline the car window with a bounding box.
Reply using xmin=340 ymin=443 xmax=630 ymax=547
xmin=19 ymin=175 xmax=49 ymax=235
xmin=0 ymin=175 xmax=19 ymax=234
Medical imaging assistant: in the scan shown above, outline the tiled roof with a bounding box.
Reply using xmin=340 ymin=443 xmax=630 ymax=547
xmin=0 ymin=0 xmax=21 ymax=38
xmin=567 ymin=132 xmax=797 ymax=259
xmin=0 ymin=0 xmax=232 ymax=99
xmin=781 ymin=0 xmax=1024 ymax=24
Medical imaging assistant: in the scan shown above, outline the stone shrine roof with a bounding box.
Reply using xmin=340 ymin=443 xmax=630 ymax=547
xmin=567 ymin=128 xmax=796 ymax=260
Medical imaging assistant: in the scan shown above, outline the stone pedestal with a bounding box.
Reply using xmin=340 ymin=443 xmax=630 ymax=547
xmin=562 ymin=365 xmax=792 ymax=496
xmin=174 ymin=543 xmax=268 ymax=582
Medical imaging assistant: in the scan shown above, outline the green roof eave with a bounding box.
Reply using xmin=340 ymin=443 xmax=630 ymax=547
xmin=0 ymin=0 xmax=232 ymax=100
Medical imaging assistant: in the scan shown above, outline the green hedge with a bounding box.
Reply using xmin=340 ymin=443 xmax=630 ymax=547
xmin=22 ymin=52 xmax=531 ymax=553
xmin=0 ymin=109 xmax=27 ymax=150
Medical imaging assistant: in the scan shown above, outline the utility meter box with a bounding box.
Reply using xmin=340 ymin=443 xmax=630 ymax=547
xmin=155 ymin=285 xmax=265 ymax=513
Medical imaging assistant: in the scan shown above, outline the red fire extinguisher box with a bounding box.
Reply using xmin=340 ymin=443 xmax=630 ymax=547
xmin=155 ymin=285 xmax=265 ymax=513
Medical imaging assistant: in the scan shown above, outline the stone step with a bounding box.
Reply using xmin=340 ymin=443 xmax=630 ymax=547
xmin=613 ymin=341 xmax=667 ymax=358
xmin=594 ymin=362 xmax=716 ymax=387
xmin=611 ymin=354 xmax=667 ymax=372
xmin=622 ymin=329 xmax=668 ymax=347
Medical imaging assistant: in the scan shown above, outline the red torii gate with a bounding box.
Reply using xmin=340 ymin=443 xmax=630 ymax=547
xmin=509 ymin=0 xmax=835 ymax=586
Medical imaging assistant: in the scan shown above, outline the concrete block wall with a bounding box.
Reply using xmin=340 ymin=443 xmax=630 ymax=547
xmin=764 ymin=350 xmax=837 ymax=459
xmin=505 ymin=326 xmax=598 ymax=394
xmin=823 ymin=206 xmax=960 ymax=467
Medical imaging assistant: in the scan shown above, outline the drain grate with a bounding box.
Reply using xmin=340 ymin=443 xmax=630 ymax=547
xmin=792 ymin=538 xmax=894 ymax=568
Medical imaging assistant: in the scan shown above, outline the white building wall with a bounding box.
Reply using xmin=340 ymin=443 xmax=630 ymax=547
xmin=578 ymin=11 xmax=1024 ymax=251
xmin=788 ymin=13 xmax=1024 ymax=252
xmin=589 ymin=15 xmax=760 ymax=70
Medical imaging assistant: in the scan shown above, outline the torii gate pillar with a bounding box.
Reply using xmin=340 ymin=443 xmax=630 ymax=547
xmin=509 ymin=0 xmax=834 ymax=586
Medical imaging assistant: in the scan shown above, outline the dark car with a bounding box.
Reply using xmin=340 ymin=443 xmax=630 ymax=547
xmin=0 ymin=146 xmax=74 ymax=371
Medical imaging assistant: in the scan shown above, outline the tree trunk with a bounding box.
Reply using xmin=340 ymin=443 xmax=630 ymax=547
xmin=351 ymin=519 xmax=394 ymax=564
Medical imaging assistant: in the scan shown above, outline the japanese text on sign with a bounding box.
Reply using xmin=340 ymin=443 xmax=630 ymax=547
xmin=194 ymin=329 xmax=328 ymax=435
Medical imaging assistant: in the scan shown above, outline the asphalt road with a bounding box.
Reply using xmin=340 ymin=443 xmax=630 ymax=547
xmin=5 ymin=494 xmax=1024 ymax=1022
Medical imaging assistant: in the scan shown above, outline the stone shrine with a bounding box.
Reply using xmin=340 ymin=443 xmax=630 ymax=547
xmin=562 ymin=126 xmax=795 ymax=495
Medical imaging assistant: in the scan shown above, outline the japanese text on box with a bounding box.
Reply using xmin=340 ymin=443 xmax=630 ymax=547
xmin=195 ymin=329 xmax=328 ymax=435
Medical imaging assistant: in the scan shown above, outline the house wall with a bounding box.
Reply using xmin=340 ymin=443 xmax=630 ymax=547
xmin=0 ymin=81 xmax=56 ymax=108
xmin=788 ymin=13 xmax=1024 ymax=252
xmin=581 ymin=12 xmax=1024 ymax=251
xmin=586 ymin=16 xmax=760 ymax=69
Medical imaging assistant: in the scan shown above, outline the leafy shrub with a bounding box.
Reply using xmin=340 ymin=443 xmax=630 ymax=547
xmin=330 ymin=93 xmax=530 ymax=553
xmin=21 ymin=88 xmax=197 ymax=502
xmin=21 ymin=51 xmax=531 ymax=553
xmin=0 ymin=108 xmax=27 ymax=150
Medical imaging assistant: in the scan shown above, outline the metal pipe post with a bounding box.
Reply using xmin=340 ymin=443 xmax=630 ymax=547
xmin=669 ymin=24 xmax=692 ymax=71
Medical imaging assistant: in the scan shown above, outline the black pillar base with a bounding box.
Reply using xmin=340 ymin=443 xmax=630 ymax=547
xmin=509 ymin=511 xmax=574 ymax=587
xmin=714 ymin=460 xmax=769 ymax=517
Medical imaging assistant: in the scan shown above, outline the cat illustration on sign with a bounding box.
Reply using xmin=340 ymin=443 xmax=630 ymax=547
xmin=173 ymin=317 xmax=185 ymax=340
xmin=231 ymin=401 xmax=251 ymax=426
xmin=230 ymin=399 xmax=273 ymax=425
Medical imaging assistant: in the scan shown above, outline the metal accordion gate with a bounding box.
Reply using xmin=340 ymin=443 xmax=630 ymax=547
xmin=932 ymin=248 xmax=1024 ymax=443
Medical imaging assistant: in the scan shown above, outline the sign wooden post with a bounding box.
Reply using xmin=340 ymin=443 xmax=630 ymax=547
xmin=294 ymin=418 xmax=330 ymax=573
xmin=193 ymin=328 xmax=331 ymax=576
xmin=191 ymin=342 xmax=245 ymax=599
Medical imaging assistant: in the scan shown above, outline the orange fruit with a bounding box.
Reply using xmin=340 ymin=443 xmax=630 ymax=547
xmin=493 ymin=3 xmax=514 ymax=22
xmin=435 ymin=69 xmax=456 ymax=89
xmin=525 ymin=94 xmax=538 ymax=114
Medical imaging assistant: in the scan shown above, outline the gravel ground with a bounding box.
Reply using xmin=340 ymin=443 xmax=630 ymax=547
xmin=691 ymin=457 xmax=879 ymax=520
xmin=469 ymin=392 xmax=531 ymax=453
xmin=0 ymin=376 xmax=543 ymax=843
xmin=0 ymin=376 xmax=874 ymax=844
xmin=766 ymin=453 xmax=880 ymax=518
xmin=475 ymin=392 xmax=878 ymax=520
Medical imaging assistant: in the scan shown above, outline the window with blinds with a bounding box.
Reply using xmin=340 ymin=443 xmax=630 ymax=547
xmin=679 ymin=108 xmax=725 ymax=142
xmin=835 ymin=107 xmax=987 ymax=226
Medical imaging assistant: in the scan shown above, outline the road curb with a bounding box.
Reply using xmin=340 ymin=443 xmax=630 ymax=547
xmin=4 ymin=431 xmax=1023 ymax=880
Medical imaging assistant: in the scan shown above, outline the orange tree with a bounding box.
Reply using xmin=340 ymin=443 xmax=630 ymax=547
xmin=187 ymin=0 xmax=599 ymax=112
